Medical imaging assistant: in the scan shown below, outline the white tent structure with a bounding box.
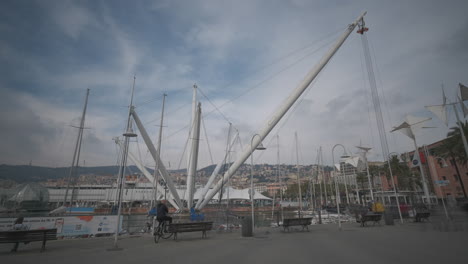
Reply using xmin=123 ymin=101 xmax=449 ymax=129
xmin=178 ymin=187 xmax=271 ymax=204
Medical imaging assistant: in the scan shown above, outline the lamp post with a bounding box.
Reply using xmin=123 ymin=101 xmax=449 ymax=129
xmin=331 ymin=144 xmax=347 ymax=230
xmin=356 ymin=146 xmax=374 ymax=201
xmin=250 ymin=134 xmax=266 ymax=234
xmin=332 ymin=144 xmax=350 ymax=204
xmin=110 ymin=77 xmax=138 ymax=251
xmin=427 ymin=155 xmax=450 ymax=220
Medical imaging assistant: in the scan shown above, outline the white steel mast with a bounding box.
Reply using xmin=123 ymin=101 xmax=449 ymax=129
xmin=186 ymin=84 xmax=198 ymax=206
xmin=198 ymin=12 xmax=367 ymax=209
xmin=187 ymin=102 xmax=202 ymax=209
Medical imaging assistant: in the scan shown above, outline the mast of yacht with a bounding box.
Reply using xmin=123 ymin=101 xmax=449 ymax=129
xmin=198 ymin=12 xmax=367 ymax=209
xmin=151 ymin=93 xmax=167 ymax=208
xmin=295 ymin=132 xmax=303 ymax=217
xmin=272 ymin=135 xmax=284 ymax=222
xmin=63 ymin=88 xmax=90 ymax=208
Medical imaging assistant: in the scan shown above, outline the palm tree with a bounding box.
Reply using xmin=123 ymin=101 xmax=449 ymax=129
xmin=383 ymin=155 xmax=418 ymax=191
xmin=434 ymin=121 xmax=468 ymax=198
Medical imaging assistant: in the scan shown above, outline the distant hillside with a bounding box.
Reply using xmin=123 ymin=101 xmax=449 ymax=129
xmin=0 ymin=165 xmax=140 ymax=183
xmin=0 ymin=164 xmax=218 ymax=184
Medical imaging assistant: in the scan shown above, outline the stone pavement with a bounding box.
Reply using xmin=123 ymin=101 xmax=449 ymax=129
xmin=1 ymin=222 xmax=468 ymax=264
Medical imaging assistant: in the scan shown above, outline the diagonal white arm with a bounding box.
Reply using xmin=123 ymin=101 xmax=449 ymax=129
xmin=114 ymin=138 xmax=180 ymax=210
xmin=131 ymin=108 xmax=183 ymax=209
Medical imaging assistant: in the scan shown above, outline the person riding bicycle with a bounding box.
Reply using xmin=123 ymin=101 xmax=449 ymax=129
xmin=156 ymin=200 xmax=172 ymax=226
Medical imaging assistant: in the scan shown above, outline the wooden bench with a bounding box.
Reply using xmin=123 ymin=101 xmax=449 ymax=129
xmin=358 ymin=213 xmax=382 ymax=227
xmin=0 ymin=229 xmax=57 ymax=252
xmin=167 ymin=222 xmax=213 ymax=241
xmin=414 ymin=212 xmax=430 ymax=222
xmin=282 ymin=218 xmax=312 ymax=232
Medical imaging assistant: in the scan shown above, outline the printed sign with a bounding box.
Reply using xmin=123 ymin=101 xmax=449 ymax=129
xmin=0 ymin=215 xmax=120 ymax=237
xmin=434 ymin=180 xmax=450 ymax=186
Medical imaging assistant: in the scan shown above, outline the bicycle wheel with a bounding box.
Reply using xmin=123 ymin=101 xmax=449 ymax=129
xmin=161 ymin=229 xmax=173 ymax=239
xmin=153 ymin=227 xmax=162 ymax=243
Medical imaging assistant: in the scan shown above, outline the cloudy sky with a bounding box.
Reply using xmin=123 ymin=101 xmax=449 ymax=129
xmin=1 ymin=0 xmax=467 ymax=169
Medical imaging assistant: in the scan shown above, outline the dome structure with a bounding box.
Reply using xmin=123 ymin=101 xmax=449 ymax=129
xmin=6 ymin=183 xmax=49 ymax=210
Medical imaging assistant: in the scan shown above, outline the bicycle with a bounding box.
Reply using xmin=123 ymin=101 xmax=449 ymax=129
xmin=153 ymin=220 xmax=173 ymax=243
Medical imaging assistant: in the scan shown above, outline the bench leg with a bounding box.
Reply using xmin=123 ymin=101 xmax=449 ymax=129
xmin=11 ymin=242 xmax=19 ymax=252
xmin=41 ymin=233 xmax=47 ymax=252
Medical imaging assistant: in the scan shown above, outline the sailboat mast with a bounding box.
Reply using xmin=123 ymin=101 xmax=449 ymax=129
xmin=63 ymin=88 xmax=90 ymax=206
xmin=295 ymin=132 xmax=303 ymax=215
xmin=152 ymin=93 xmax=167 ymax=208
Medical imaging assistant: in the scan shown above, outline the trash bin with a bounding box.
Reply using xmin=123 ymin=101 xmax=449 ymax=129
xmin=384 ymin=211 xmax=394 ymax=225
xmin=241 ymin=216 xmax=253 ymax=237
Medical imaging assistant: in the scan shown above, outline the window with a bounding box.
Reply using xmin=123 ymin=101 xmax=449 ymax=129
xmin=442 ymin=176 xmax=447 ymax=180
xmin=454 ymin=175 xmax=458 ymax=182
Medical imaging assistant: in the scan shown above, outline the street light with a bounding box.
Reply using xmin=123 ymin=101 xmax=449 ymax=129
xmin=250 ymin=134 xmax=266 ymax=234
xmin=427 ymin=155 xmax=450 ymax=220
xmin=332 ymin=144 xmax=351 ymax=204
xmin=331 ymin=144 xmax=349 ymax=230
xmin=356 ymin=146 xmax=374 ymax=202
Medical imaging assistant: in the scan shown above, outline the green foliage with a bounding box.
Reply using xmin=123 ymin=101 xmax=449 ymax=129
xmin=383 ymin=155 xmax=421 ymax=191
xmin=434 ymin=121 xmax=468 ymax=164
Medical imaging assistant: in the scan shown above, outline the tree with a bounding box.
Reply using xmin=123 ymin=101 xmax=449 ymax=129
xmin=383 ymin=155 xmax=420 ymax=191
xmin=434 ymin=121 xmax=468 ymax=198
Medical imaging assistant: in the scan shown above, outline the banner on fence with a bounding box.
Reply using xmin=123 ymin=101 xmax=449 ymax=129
xmin=0 ymin=215 xmax=120 ymax=237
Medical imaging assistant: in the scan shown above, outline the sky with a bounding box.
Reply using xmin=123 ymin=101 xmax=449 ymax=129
xmin=0 ymin=0 xmax=467 ymax=170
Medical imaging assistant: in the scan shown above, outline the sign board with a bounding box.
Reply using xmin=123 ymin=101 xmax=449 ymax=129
xmin=434 ymin=180 xmax=450 ymax=186
xmin=0 ymin=215 xmax=120 ymax=237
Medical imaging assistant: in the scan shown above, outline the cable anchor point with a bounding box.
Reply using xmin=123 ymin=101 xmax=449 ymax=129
xmin=356 ymin=19 xmax=369 ymax=35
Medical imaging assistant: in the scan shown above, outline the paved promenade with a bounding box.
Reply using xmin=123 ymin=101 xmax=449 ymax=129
xmin=1 ymin=221 xmax=468 ymax=264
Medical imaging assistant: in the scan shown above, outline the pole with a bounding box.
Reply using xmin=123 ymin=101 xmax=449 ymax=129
xmin=198 ymin=12 xmax=367 ymax=209
xmin=332 ymin=144 xmax=345 ymax=230
xmin=152 ymin=93 xmax=166 ymax=208
xmin=360 ymin=24 xmax=403 ymax=223
xmin=278 ymin=135 xmax=284 ymax=222
xmin=295 ymin=132 xmax=303 ymax=216
xmin=250 ymin=136 xmax=256 ymax=233
xmin=63 ymin=89 xmax=90 ymax=206
xmin=112 ymin=77 xmax=136 ymax=250
xmin=413 ymin=139 xmax=430 ymax=203
xmin=426 ymin=155 xmax=449 ymax=220
xmin=187 ymin=103 xmax=202 ymax=209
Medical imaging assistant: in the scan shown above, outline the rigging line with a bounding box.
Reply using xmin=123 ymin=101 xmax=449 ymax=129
xmin=358 ymin=36 xmax=376 ymax=150
xmin=203 ymin=38 xmax=338 ymax=120
xmin=145 ymin=31 xmax=342 ymax=127
xmin=137 ymin=95 xmax=163 ymax=107
xmin=201 ymin=114 xmax=214 ymax=165
xmin=198 ymin=87 xmax=232 ymax=124
xmin=177 ymin=116 xmax=195 ymax=170
xmin=368 ymin=36 xmax=399 ymax=151
xmin=145 ymin=100 xmax=191 ymax=126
